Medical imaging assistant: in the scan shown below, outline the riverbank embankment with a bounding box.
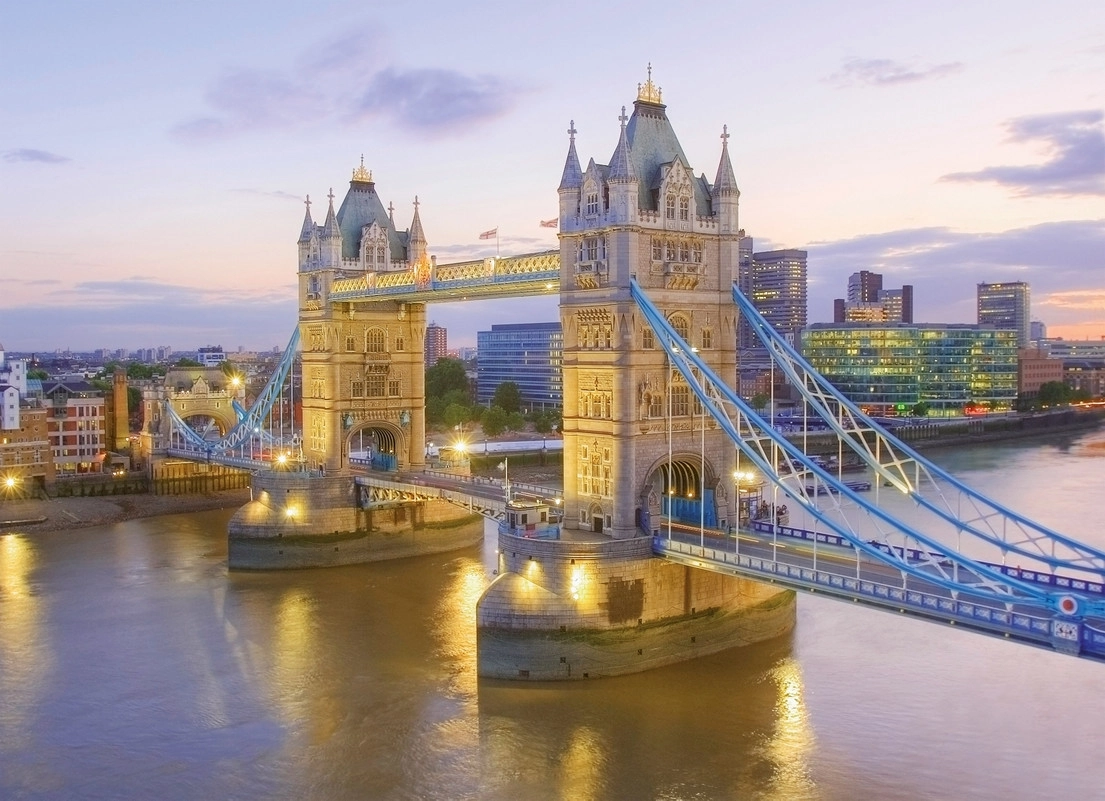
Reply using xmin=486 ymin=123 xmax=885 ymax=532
xmin=1 ymin=489 xmax=250 ymax=534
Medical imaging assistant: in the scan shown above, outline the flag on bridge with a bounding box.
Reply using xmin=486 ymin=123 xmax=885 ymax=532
xmin=479 ymin=228 xmax=498 ymax=240
xmin=539 ymin=218 xmax=557 ymax=228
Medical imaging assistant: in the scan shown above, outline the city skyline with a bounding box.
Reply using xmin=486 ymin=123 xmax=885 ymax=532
xmin=2 ymin=1 xmax=1102 ymax=352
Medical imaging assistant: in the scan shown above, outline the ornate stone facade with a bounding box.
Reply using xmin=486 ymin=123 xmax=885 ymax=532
xmin=558 ymin=74 xmax=742 ymax=538
xmin=298 ymin=165 xmax=428 ymax=474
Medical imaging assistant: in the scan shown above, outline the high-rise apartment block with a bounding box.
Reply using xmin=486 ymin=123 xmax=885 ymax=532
xmin=847 ymin=270 xmax=883 ymax=304
xmin=425 ymin=323 xmax=448 ymax=367
xmin=977 ymin=281 xmax=1030 ymax=347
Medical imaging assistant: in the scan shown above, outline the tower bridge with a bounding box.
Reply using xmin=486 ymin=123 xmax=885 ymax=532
xmin=166 ymin=71 xmax=1105 ymax=676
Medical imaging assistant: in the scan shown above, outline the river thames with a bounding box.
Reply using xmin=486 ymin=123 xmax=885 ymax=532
xmin=2 ymin=430 xmax=1104 ymax=800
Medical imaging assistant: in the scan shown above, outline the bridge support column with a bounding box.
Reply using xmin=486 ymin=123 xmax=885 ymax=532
xmin=476 ymin=534 xmax=796 ymax=680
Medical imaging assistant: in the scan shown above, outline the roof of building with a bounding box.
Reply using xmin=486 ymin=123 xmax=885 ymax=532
xmin=336 ymin=159 xmax=409 ymax=262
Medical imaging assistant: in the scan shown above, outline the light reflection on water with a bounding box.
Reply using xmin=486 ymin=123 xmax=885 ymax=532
xmin=0 ymin=428 xmax=1102 ymax=799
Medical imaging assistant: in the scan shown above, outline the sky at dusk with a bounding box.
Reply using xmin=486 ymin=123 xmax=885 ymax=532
xmin=1 ymin=0 xmax=1103 ymax=353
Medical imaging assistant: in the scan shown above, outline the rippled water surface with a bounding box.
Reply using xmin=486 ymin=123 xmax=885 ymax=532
xmin=2 ymin=429 xmax=1104 ymax=800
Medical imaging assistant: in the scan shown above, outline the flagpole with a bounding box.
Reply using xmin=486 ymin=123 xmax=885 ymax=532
xmin=496 ymin=228 xmax=500 ymax=257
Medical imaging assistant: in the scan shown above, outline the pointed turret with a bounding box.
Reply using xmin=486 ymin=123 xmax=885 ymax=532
xmin=558 ymin=120 xmax=583 ymax=226
xmin=608 ymin=106 xmax=636 ymax=182
xmin=408 ymin=196 xmax=427 ymax=263
xmin=559 ymin=119 xmax=583 ymax=191
xmin=712 ymin=125 xmax=739 ymax=235
xmin=607 ymin=106 xmax=639 ymax=224
xmin=298 ymin=195 xmax=314 ymax=243
xmin=713 ymin=125 xmax=739 ymax=198
xmin=298 ymin=195 xmax=318 ymax=271
xmin=321 ymin=188 xmax=342 ymax=267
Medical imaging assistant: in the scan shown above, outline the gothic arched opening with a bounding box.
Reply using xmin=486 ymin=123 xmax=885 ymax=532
xmin=645 ymin=457 xmax=719 ymax=530
xmin=347 ymin=422 xmax=402 ymax=471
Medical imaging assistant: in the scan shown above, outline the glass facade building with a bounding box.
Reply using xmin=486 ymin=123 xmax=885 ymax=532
xmin=477 ymin=322 xmax=563 ymax=410
xmin=800 ymin=323 xmax=1018 ymax=414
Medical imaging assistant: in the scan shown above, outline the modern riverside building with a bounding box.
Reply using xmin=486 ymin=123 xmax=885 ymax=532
xmin=977 ymin=281 xmax=1030 ymax=347
xmin=800 ymin=323 xmax=1019 ymax=415
xmin=476 ymin=322 xmax=563 ymax=410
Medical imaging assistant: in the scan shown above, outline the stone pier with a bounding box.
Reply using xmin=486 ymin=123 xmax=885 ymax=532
xmin=227 ymin=471 xmax=484 ymax=569
xmin=477 ymin=532 xmax=796 ymax=680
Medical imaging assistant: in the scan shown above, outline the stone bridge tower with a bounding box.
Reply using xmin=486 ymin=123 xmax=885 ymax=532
xmin=557 ymin=72 xmax=743 ymax=539
xmin=298 ymin=161 xmax=428 ymax=475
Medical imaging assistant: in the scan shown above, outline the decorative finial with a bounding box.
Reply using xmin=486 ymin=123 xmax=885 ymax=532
xmin=351 ymin=154 xmax=373 ymax=182
xmin=636 ymin=63 xmax=663 ymax=104
xmin=387 ymin=201 xmax=395 ymax=219
xmin=413 ymin=195 xmax=420 ymax=211
xmin=619 ymin=106 xmax=628 ymax=127
xmin=304 ymin=194 xmax=311 ymax=211
xmin=328 ymin=187 xmax=335 ymax=203
xmin=568 ymin=120 xmax=577 ymax=142
xmin=721 ymin=125 xmax=730 ymax=148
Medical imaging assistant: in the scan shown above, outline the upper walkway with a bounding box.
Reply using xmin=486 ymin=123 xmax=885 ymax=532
xmin=329 ymin=250 xmax=560 ymax=303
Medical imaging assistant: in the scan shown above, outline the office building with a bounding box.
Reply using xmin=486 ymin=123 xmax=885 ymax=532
xmin=1017 ymin=347 xmax=1064 ymax=401
xmin=800 ymin=323 xmax=1018 ymax=415
xmin=198 ymin=346 xmax=227 ymax=367
xmin=425 ymin=323 xmax=448 ymax=367
xmin=477 ymin=322 xmax=562 ymax=410
xmin=977 ymin=281 xmax=1030 ymax=347
xmin=833 ymin=271 xmax=912 ymax=323
xmin=750 ymin=248 xmax=807 ymax=346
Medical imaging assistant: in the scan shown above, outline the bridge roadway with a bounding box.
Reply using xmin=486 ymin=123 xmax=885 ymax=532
xmin=352 ymin=468 xmax=1105 ymax=660
xmin=654 ymin=521 xmax=1105 ymax=662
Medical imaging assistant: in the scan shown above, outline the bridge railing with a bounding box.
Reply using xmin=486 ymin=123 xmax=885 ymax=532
xmin=654 ymin=535 xmax=1105 ymax=661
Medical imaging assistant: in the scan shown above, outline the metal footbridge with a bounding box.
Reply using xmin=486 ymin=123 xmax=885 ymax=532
xmin=631 ymin=279 xmax=1105 ymax=661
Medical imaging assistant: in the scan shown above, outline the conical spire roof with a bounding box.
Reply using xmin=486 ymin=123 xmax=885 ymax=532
xmin=713 ymin=125 xmax=739 ymax=197
xmin=322 ymin=188 xmax=341 ymax=239
xmin=298 ymin=195 xmax=315 ymax=243
xmin=409 ymin=196 xmax=426 ymax=246
xmin=558 ymin=120 xmax=583 ymax=191
xmin=608 ymin=106 xmax=636 ymax=182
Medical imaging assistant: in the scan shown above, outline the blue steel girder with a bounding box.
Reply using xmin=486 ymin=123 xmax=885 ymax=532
xmin=165 ymin=328 xmax=300 ymax=455
xmin=630 ymin=279 xmax=1104 ymax=618
xmin=729 ymin=284 xmax=1105 ymax=577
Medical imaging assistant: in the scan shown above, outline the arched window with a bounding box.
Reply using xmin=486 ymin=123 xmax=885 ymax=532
xmin=642 ymin=328 xmax=654 ymax=349
xmin=701 ymin=328 xmax=713 ymax=349
xmin=670 ymin=314 xmax=691 ymax=341
xmin=665 ymin=194 xmax=676 ymax=219
xmin=586 ymin=192 xmax=600 ymax=216
xmin=678 ymin=197 xmax=689 ymax=221
xmin=366 ymin=328 xmax=386 ymax=353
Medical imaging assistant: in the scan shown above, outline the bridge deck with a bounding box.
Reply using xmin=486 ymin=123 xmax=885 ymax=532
xmin=653 ymin=522 xmax=1105 ymax=662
